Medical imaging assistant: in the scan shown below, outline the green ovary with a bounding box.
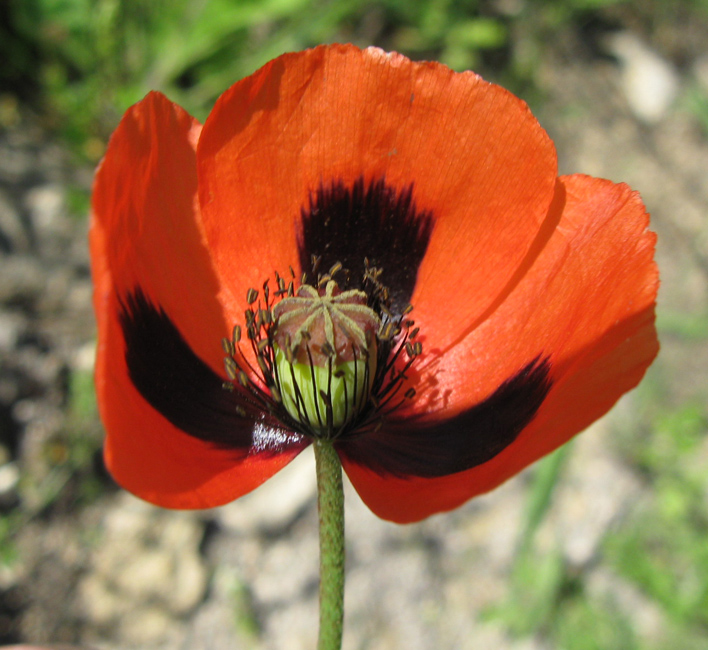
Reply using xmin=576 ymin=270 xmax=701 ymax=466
xmin=274 ymin=346 xmax=376 ymax=434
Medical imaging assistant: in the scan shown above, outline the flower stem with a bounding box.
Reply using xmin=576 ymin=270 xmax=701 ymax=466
xmin=313 ymin=438 xmax=345 ymax=650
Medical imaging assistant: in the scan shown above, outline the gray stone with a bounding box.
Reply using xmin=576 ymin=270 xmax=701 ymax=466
xmin=606 ymin=32 xmax=679 ymax=123
xmin=78 ymin=493 xmax=209 ymax=643
xmin=0 ymin=188 xmax=29 ymax=252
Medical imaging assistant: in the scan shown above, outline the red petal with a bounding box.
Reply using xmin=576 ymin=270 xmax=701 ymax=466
xmin=196 ymin=44 xmax=557 ymax=339
xmin=91 ymin=92 xmax=302 ymax=507
xmin=342 ymin=175 xmax=658 ymax=522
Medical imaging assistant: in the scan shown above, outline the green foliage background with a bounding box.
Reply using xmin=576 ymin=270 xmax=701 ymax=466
xmin=1 ymin=0 xmax=645 ymax=156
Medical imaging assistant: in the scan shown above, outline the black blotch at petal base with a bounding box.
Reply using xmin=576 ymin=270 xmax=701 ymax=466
xmin=298 ymin=176 xmax=434 ymax=314
xmin=335 ymin=357 xmax=553 ymax=478
xmin=118 ymin=290 xmax=303 ymax=455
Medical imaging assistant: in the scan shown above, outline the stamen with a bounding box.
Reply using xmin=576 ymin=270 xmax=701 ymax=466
xmin=221 ymin=262 xmax=423 ymax=440
xmin=222 ymin=337 xmax=234 ymax=356
xmin=224 ymin=357 xmax=238 ymax=381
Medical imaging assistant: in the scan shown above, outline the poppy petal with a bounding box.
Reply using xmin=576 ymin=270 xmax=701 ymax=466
xmin=91 ymin=92 xmax=306 ymax=508
xmin=335 ymin=356 xmax=551 ymax=477
xmin=196 ymin=44 xmax=557 ymax=339
xmin=341 ymin=175 xmax=658 ymax=522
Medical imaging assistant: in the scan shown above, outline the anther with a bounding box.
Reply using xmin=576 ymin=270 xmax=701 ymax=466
xmin=224 ymin=357 xmax=238 ymax=381
xmin=379 ymin=322 xmax=393 ymax=340
xmin=285 ymin=345 xmax=297 ymax=364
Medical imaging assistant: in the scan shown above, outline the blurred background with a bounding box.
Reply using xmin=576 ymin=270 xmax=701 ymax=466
xmin=1 ymin=0 xmax=707 ymax=648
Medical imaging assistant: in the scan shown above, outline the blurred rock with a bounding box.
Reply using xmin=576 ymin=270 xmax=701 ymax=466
xmin=0 ymin=311 xmax=24 ymax=353
xmin=606 ymin=32 xmax=679 ymax=123
xmin=587 ymin=567 xmax=667 ymax=645
xmin=537 ymin=421 xmax=642 ymax=568
xmin=77 ymin=494 xmax=209 ymax=646
xmin=0 ymin=461 xmax=20 ymax=504
xmin=559 ymin=427 xmax=641 ymax=567
xmin=24 ymin=185 xmax=65 ymax=237
xmin=0 ymin=256 xmax=45 ymax=305
xmin=0 ymin=188 xmax=29 ymax=252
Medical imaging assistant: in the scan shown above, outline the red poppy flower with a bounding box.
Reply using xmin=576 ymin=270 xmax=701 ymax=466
xmin=90 ymin=44 xmax=659 ymax=523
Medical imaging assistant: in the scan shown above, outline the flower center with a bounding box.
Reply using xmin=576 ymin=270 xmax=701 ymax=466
xmin=222 ymin=262 xmax=422 ymax=440
xmin=271 ymin=280 xmax=380 ymax=432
